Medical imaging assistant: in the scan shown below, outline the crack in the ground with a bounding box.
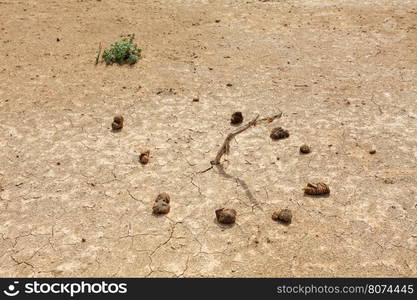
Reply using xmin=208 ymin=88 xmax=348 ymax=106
xmin=127 ymin=189 xmax=145 ymax=205
xmin=190 ymin=175 xmax=202 ymax=196
xmin=149 ymin=221 xmax=179 ymax=257
xmin=177 ymin=254 xmax=190 ymax=278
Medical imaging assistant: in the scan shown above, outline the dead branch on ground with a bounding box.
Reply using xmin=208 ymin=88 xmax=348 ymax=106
xmin=211 ymin=111 xmax=282 ymax=165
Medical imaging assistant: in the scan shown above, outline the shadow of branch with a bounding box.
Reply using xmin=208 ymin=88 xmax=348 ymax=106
xmin=215 ymin=164 xmax=262 ymax=211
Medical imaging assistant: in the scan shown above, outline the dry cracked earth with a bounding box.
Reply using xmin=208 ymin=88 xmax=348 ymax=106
xmin=0 ymin=0 xmax=417 ymax=277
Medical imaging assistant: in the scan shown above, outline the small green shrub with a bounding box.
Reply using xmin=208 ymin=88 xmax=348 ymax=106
xmin=101 ymin=34 xmax=141 ymax=65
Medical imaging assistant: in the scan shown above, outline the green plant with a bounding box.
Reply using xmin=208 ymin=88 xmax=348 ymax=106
xmin=101 ymin=34 xmax=141 ymax=65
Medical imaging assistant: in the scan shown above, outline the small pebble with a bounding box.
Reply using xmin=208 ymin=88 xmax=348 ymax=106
xmin=369 ymin=149 xmax=376 ymax=154
xmin=192 ymin=97 xmax=199 ymax=102
xmin=226 ymin=83 xmax=233 ymax=87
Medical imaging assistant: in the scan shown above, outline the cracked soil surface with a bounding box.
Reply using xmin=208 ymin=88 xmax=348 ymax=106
xmin=0 ymin=0 xmax=417 ymax=277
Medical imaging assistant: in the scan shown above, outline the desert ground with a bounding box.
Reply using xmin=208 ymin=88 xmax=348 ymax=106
xmin=0 ymin=0 xmax=416 ymax=277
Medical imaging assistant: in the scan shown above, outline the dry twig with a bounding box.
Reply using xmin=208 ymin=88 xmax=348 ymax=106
xmin=211 ymin=111 xmax=282 ymax=165
xmin=95 ymin=42 xmax=102 ymax=65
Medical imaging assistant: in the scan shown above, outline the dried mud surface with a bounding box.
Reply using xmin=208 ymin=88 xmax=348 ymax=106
xmin=0 ymin=0 xmax=417 ymax=277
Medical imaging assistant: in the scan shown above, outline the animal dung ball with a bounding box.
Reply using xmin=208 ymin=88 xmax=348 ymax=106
xmin=152 ymin=201 xmax=170 ymax=214
xmin=303 ymin=182 xmax=330 ymax=195
xmin=270 ymin=127 xmax=289 ymax=140
xmin=139 ymin=150 xmax=150 ymax=164
xmin=111 ymin=115 xmax=124 ymax=131
xmin=215 ymin=208 xmax=236 ymax=224
xmin=300 ymin=144 xmax=311 ymax=154
xmin=230 ymin=111 xmax=243 ymax=125
xmin=272 ymin=209 xmax=292 ymax=224
xmin=152 ymin=192 xmax=171 ymax=215
xmin=156 ymin=192 xmax=170 ymax=204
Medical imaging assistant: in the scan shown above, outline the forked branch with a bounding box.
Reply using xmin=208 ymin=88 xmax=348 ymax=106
xmin=211 ymin=111 xmax=282 ymax=165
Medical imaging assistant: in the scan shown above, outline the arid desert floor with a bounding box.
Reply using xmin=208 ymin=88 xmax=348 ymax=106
xmin=0 ymin=0 xmax=416 ymax=277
